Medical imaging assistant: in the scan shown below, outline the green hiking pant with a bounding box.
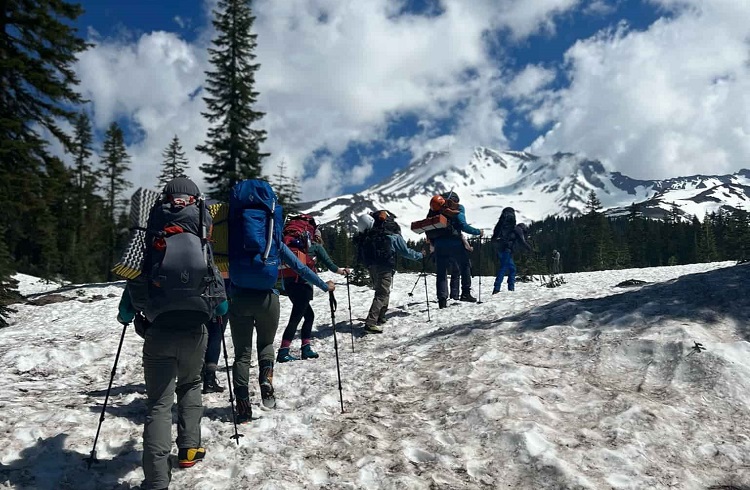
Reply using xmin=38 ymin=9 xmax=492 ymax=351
xmin=229 ymin=289 xmax=280 ymax=400
xmin=142 ymin=316 xmax=207 ymax=490
xmin=366 ymin=266 xmax=393 ymax=326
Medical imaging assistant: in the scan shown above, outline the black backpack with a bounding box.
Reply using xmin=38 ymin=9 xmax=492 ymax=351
xmin=354 ymin=210 xmax=399 ymax=268
xmin=371 ymin=210 xmax=401 ymax=235
xmin=492 ymin=207 xmax=517 ymax=249
xmin=137 ymin=197 xmax=226 ymax=323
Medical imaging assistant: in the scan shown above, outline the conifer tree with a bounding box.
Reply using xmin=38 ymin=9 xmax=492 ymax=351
xmin=158 ymin=135 xmax=190 ymax=188
xmin=99 ymin=122 xmax=131 ymax=278
xmin=0 ymin=0 xmax=88 ymax=294
xmin=696 ymin=217 xmax=718 ymax=262
xmin=270 ymin=160 xmax=300 ymax=215
xmin=197 ymin=0 xmax=269 ymax=199
xmin=67 ymin=112 xmax=105 ymax=281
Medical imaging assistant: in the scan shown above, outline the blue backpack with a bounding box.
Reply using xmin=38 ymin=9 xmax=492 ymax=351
xmin=228 ymin=180 xmax=284 ymax=290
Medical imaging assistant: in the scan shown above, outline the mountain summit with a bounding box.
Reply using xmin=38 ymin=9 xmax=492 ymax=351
xmin=300 ymin=148 xmax=750 ymax=238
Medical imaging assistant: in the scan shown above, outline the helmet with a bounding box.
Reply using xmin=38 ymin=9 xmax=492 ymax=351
xmin=430 ymin=195 xmax=446 ymax=212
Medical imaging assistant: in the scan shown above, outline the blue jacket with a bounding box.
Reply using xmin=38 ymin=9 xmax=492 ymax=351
xmin=388 ymin=234 xmax=423 ymax=262
xmin=454 ymin=204 xmax=481 ymax=236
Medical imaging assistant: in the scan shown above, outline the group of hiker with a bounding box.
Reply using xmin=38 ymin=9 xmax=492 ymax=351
xmin=112 ymin=177 xmax=535 ymax=489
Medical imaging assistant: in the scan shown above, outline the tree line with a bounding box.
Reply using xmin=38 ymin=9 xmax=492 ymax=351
xmin=314 ymin=191 xmax=749 ymax=286
xmin=0 ymin=0 xmax=288 ymax=326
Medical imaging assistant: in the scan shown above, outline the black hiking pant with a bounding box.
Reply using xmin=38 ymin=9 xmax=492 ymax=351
xmin=281 ymin=279 xmax=315 ymax=343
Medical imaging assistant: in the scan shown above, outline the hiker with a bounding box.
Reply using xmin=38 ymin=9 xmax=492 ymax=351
xmin=354 ymin=211 xmax=423 ymax=334
xmin=277 ymin=222 xmax=350 ymax=363
xmin=425 ymin=192 xmax=483 ymax=308
xmin=552 ymin=249 xmax=561 ymax=274
xmin=491 ymin=207 xmax=533 ymax=294
xmin=227 ymin=180 xmax=334 ymax=423
xmin=116 ymin=177 xmax=228 ymax=490
xmin=446 ymin=195 xmax=477 ymax=301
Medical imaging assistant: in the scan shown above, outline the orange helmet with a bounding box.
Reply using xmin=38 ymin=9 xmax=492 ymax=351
xmin=430 ymin=195 xmax=446 ymax=212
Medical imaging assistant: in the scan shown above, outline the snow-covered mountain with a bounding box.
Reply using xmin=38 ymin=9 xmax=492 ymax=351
xmin=300 ymin=149 xmax=750 ymax=238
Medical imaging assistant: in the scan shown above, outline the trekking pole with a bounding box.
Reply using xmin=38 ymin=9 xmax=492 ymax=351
xmin=86 ymin=321 xmax=128 ymax=469
xmin=407 ymin=272 xmax=422 ymax=297
xmin=219 ymin=316 xmax=243 ymax=444
xmin=423 ymin=273 xmax=431 ymax=322
xmin=346 ymin=274 xmax=355 ymax=353
xmin=477 ymin=237 xmax=483 ymax=304
xmin=328 ymin=292 xmax=345 ymax=413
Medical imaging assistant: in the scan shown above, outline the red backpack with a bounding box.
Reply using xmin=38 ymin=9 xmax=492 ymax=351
xmin=279 ymin=214 xmax=317 ymax=279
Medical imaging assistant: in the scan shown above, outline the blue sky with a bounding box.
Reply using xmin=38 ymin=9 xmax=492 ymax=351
xmin=70 ymin=0 xmax=750 ymax=199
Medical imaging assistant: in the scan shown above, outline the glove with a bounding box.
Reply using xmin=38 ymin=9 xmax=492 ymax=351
xmin=117 ymin=304 xmax=135 ymax=325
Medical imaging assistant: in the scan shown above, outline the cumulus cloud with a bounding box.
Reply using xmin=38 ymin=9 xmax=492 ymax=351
xmin=73 ymin=0 xmax=583 ymax=198
xmin=529 ymin=0 xmax=750 ymax=179
xmin=76 ymin=31 xmax=209 ymax=189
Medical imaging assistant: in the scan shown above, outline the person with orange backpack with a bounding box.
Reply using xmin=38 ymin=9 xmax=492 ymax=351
xmin=425 ymin=192 xmax=483 ymax=308
xmin=277 ymin=216 xmax=350 ymax=362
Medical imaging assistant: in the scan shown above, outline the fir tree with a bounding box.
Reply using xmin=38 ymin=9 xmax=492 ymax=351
xmin=0 ymin=235 xmax=20 ymax=328
xmin=0 ymin=0 xmax=89 ymax=285
xmin=270 ymin=160 xmax=300 ymax=216
xmin=197 ymin=0 xmax=269 ymax=200
xmin=158 ymin=135 xmax=190 ymax=188
xmin=696 ymin=217 xmax=718 ymax=263
xmin=68 ymin=112 xmax=105 ymax=282
xmin=99 ymin=122 xmax=131 ymax=278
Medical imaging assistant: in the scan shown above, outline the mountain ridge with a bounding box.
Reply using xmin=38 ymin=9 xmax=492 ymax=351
xmin=300 ymin=148 xmax=750 ymax=239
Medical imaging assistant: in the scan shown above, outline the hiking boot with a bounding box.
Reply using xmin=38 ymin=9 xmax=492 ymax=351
xmin=259 ymin=360 xmax=276 ymax=409
xmin=301 ymin=344 xmax=319 ymax=359
xmin=276 ymin=347 xmax=299 ymax=363
xmin=460 ymin=293 xmax=477 ymax=303
xmin=438 ymin=298 xmax=448 ymax=309
xmin=202 ymin=370 xmax=224 ymax=394
xmin=450 ymin=295 xmax=460 ymax=301
xmin=236 ymin=398 xmax=252 ymax=424
xmin=376 ymin=317 xmax=387 ymax=325
xmin=364 ymin=323 xmax=383 ymax=334
xmin=492 ymin=288 xmax=500 ymax=295
xmin=178 ymin=447 xmax=205 ymax=468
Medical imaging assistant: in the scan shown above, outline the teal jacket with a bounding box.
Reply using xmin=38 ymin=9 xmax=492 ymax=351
xmin=117 ymin=286 xmax=229 ymax=324
xmin=309 ymin=242 xmax=339 ymax=272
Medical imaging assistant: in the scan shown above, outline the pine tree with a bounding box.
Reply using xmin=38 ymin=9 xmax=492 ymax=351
xmin=0 ymin=231 xmax=21 ymax=328
xmin=158 ymin=135 xmax=190 ymax=188
xmin=99 ymin=122 xmax=131 ymax=278
xmin=270 ymin=160 xmax=300 ymax=216
xmin=66 ymin=113 xmax=107 ymax=282
xmin=0 ymin=0 xmax=88 ymax=286
xmin=197 ymin=0 xmax=269 ymax=200
xmin=696 ymin=217 xmax=718 ymax=263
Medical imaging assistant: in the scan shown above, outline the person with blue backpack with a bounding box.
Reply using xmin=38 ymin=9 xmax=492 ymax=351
xmin=227 ymin=180 xmax=335 ymax=423
xmin=491 ymin=207 xmax=533 ymax=294
xmin=116 ymin=177 xmax=228 ymax=490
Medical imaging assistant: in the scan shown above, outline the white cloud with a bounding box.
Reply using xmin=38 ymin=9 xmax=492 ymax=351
xmin=506 ymin=65 xmax=556 ymax=99
xmin=76 ymin=31 xmax=209 ymax=190
xmin=72 ymin=0 xmax=588 ymax=198
xmin=583 ymin=0 xmax=617 ymax=16
xmin=529 ymin=0 xmax=750 ymax=179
